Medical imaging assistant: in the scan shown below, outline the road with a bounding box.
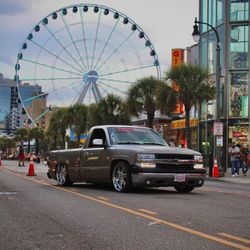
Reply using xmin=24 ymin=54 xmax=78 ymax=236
xmin=0 ymin=161 xmax=250 ymax=250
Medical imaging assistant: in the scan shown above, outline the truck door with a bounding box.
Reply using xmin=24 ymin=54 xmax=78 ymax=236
xmin=80 ymin=128 xmax=110 ymax=181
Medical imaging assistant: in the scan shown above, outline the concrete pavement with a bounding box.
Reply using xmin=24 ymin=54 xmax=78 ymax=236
xmin=206 ymin=170 xmax=250 ymax=184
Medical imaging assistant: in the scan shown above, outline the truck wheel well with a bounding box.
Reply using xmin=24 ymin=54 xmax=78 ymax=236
xmin=110 ymin=160 xmax=130 ymax=179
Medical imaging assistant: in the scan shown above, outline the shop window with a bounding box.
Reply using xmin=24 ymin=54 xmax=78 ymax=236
xmin=229 ymin=72 xmax=248 ymax=118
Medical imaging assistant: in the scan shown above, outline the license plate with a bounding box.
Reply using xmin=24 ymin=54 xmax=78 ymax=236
xmin=174 ymin=174 xmax=186 ymax=182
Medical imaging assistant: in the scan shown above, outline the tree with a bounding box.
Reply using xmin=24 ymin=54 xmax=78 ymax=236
xmin=98 ymin=94 xmax=130 ymax=125
xmin=31 ymin=127 xmax=45 ymax=155
xmin=165 ymin=63 xmax=216 ymax=148
xmin=15 ymin=128 xmax=28 ymax=146
xmin=88 ymin=94 xmax=130 ymax=127
xmin=71 ymin=104 xmax=88 ymax=145
xmin=0 ymin=137 xmax=16 ymax=154
xmin=87 ymin=103 xmax=103 ymax=129
xmin=47 ymin=108 xmax=69 ymax=149
xmin=127 ymin=76 xmax=175 ymax=128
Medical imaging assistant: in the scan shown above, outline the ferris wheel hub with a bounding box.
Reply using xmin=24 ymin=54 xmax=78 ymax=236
xmin=83 ymin=70 xmax=99 ymax=84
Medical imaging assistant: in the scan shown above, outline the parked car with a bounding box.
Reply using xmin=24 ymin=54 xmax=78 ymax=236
xmin=47 ymin=125 xmax=206 ymax=193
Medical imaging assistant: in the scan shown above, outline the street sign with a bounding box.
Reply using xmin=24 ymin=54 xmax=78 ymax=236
xmin=213 ymin=122 xmax=223 ymax=136
xmin=216 ymin=136 xmax=223 ymax=147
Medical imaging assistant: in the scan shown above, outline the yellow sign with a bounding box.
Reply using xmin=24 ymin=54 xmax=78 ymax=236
xmin=171 ymin=118 xmax=198 ymax=129
xmin=172 ymin=49 xmax=184 ymax=66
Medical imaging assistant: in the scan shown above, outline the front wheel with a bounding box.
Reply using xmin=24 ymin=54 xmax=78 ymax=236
xmin=112 ymin=162 xmax=132 ymax=192
xmin=56 ymin=164 xmax=71 ymax=186
xmin=175 ymin=186 xmax=194 ymax=193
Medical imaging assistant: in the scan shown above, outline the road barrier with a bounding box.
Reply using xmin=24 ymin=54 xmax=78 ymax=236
xmin=212 ymin=159 xmax=219 ymax=178
xmin=27 ymin=155 xmax=36 ymax=176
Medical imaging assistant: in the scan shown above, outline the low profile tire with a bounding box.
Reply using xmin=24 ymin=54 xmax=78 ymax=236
xmin=56 ymin=164 xmax=71 ymax=186
xmin=112 ymin=162 xmax=132 ymax=192
xmin=175 ymin=186 xmax=194 ymax=193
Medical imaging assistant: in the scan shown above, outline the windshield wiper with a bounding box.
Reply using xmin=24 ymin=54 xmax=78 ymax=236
xmin=117 ymin=141 xmax=142 ymax=145
xmin=142 ymin=142 xmax=166 ymax=146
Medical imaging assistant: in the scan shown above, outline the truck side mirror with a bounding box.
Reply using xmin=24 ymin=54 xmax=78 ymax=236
xmin=92 ymin=139 xmax=104 ymax=146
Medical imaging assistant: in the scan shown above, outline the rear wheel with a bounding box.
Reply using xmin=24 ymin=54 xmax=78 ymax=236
xmin=56 ymin=164 xmax=71 ymax=186
xmin=112 ymin=162 xmax=132 ymax=192
xmin=175 ymin=186 xmax=194 ymax=193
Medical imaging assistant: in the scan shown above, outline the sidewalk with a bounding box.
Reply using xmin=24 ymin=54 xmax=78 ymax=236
xmin=206 ymin=169 xmax=250 ymax=184
xmin=1 ymin=160 xmax=48 ymax=174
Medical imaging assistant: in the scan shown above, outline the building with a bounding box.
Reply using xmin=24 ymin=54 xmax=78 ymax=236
xmin=197 ymin=0 xmax=250 ymax=171
xmin=0 ymin=73 xmax=43 ymax=134
xmin=0 ymin=73 xmax=17 ymax=133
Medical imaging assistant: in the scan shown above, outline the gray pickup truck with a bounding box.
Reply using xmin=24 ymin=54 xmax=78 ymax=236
xmin=47 ymin=125 xmax=206 ymax=192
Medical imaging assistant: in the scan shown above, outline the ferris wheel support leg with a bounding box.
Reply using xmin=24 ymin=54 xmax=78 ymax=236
xmin=76 ymin=83 xmax=90 ymax=104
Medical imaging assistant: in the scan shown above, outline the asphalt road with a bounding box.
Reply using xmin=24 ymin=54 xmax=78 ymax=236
xmin=0 ymin=161 xmax=250 ymax=250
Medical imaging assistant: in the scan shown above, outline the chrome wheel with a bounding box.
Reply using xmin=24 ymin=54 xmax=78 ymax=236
xmin=56 ymin=164 xmax=71 ymax=186
xmin=112 ymin=162 xmax=132 ymax=192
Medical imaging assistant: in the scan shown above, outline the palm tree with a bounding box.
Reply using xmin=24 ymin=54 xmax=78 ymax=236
xmin=165 ymin=63 xmax=216 ymax=148
xmin=87 ymin=103 xmax=103 ymax=129
xmin=31 ymin=127 xmax=45 ymax=155
xmin=0 ymin=137 xmax=16 ymax=155
xmin=98 ymin=94 xmax=130 ymax=125
xmin=127 ymin=76 xmax=175 ymax=128
xmin=15 ymin=128 xmax=28 ymax=146
xmin=88 ymin=94 xmax=130 ymax=127
xmin=48 ymin=108 xmax=69 ymax=149
xmin=71 ymin=104 xmax=88 ymax=145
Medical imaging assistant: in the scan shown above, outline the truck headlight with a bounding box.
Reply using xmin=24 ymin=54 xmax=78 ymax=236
xmin=194 ymin=155 xmax=203 ymax=163
xmin=135 ymin=153 xmax=156 ymax=168
xmin=194 ymin=155 xmax=203 ymax=169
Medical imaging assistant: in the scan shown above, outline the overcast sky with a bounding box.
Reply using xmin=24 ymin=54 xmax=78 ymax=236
xmin=0 ymin=0 xmax=199 ymax=79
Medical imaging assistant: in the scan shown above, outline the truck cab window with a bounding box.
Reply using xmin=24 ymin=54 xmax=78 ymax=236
xmin=89 ymin=129 xmax=106 ymax=147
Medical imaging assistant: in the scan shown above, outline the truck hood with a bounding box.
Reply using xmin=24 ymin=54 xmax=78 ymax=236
xmin=113 ymin=145 xmax=200 ymax=156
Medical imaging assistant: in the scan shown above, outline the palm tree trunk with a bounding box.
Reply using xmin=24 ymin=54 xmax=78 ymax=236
xmin=147 ymin=112 xmax=155 ymax=128
xmin=28 ymin=140 xmax=30 ymax=153
xmin=35 ymin=138 xmax=39 ymax=155
xmin=185 ymin=107 xmax=191 ymax=149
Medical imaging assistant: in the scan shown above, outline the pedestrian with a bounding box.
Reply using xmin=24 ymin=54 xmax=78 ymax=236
xmin=228 ymin=142 xmax=240 ymax=177
xmin=237 ymin=144 xmax=244 ymax=175
xmin=18 ymin=146 xmax=25 ymax=167
xmin=242 ymin=146 xmax=249 ymax=176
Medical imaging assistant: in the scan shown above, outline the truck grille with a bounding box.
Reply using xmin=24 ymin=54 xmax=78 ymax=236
xmin=154 ymin=154 xmax=195 ymax=172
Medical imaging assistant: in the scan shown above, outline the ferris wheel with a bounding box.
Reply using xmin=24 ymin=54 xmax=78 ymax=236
xmin=15 ymin=3 xmax=161 ymax=124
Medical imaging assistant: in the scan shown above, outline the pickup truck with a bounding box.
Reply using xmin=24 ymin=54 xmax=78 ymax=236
xmin=47 ymin=125 xmax=206 ymax=192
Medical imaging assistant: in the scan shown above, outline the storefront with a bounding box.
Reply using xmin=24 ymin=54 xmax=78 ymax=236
xmin=171 ymin=118 xmax=198 ymax=149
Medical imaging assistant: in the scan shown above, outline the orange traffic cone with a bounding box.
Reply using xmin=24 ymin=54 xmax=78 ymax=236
xmin=212 ymin=159 xmax=219 ymax=178
xmin=27 ymin=155 xmax=36 ymax=176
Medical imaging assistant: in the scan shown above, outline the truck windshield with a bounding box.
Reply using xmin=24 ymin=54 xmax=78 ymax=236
xmin=108 ymin=127 xmax=168 ymax=146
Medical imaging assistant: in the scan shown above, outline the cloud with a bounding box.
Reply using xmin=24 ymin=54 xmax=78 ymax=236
xmin=0 ymin=0 xmax=32 ymax=15
xmin=0 ymin=54 xmax=14 ymax=65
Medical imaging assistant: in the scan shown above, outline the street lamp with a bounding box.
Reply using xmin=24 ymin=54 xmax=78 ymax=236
xmin=192 ymin=17 xmax=224 ymax=176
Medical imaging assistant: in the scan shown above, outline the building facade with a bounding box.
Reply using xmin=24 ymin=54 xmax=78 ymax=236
xmin=198 ymin=0 xmax=250 ymax=170
xmin=0 ymin=73 xmax=43 ymax=135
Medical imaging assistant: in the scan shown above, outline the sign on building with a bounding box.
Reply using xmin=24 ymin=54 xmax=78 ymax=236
xmin=213 ymin=122 xmax=223 ymax=136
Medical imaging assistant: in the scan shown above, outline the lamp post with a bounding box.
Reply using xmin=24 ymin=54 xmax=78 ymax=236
xmin=192 ymin=17 xmax=223 ymax=176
